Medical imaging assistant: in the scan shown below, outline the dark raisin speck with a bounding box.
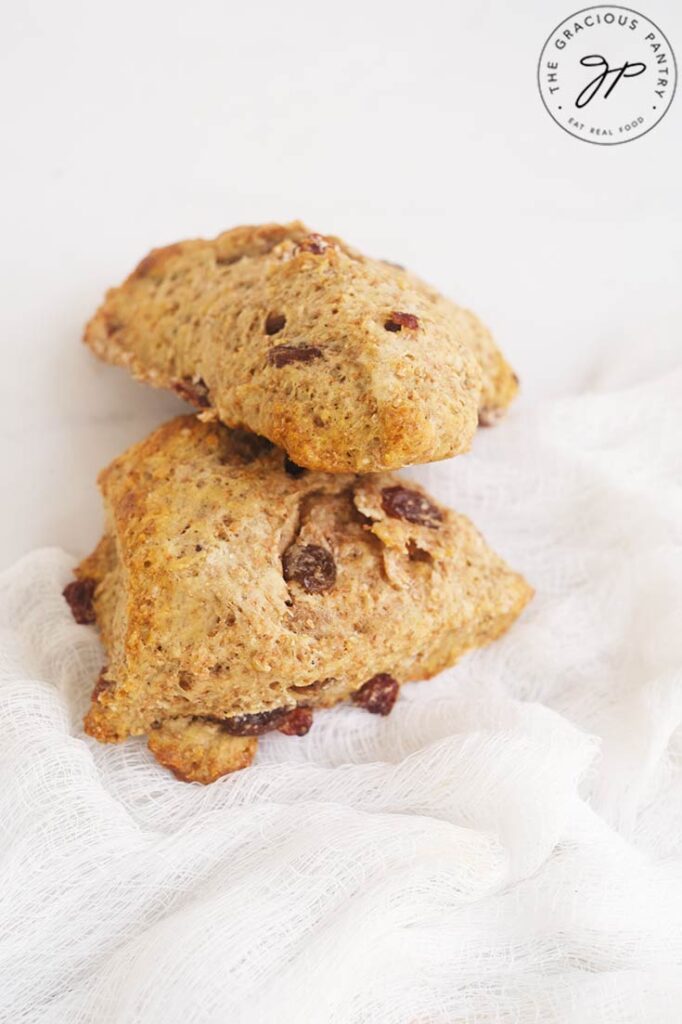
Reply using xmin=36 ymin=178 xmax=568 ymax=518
xmin=215 ymin=253 xmax=241 ymax=267
xmin=172 ymin=376 xmax=211 ymax=408
xmin=384 ymin=311 xmax=419 ymax=332
xmin=297 ymin=233 xmax=329 ymax=255
xmin=265 ymin=312 xmax=286 ymax=335
xmin=278 ymin=707 xmax=313 ymax=736
xmin=352 ymin=674 xmax=399 ymax=715
xmin=178 ymin=672 xmax=194 ymax=692
xmin=381 ymin=486 xmax=443 ymax=529
xmin=407 ymin=540 xmax=432 ymax=563
xmin=268 ymin=345 xmax=323 ymax=368
xmin=219 ymin=708 xmax=290 ymax=736
xmin=283 ymin=544 xmax=337 ymax=593
xmin=63 ymin=578 xmax=96 ymax=624
xmin=284 ymin=456 xmax=307 ymax=478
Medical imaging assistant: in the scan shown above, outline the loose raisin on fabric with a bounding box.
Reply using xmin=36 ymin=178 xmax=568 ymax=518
xmin=384 ymin=311 xmax=419 ymax=332
xmin=172 ymin=376 xmax=211 ymax=408
xmin=282 ymin=544 xmax=337 ymax=593
xmin=351 ymin=674 xmax=399 ymax=715
xmin=278 ymin=707 xmax=313 ymax=736
xmin=63 ymin=578 xmax=97 ymax=624
xmin=268 ymin=345 xmax=323 ymax=368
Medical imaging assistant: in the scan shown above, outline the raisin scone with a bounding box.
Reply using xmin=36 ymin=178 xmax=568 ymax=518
xmin=83 ymin=222 xmax=518 ymax=473
xmin=64 ymin=415 xmax=532 ymax=783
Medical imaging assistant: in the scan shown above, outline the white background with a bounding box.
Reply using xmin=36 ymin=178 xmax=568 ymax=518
xmin=1 ymin=0 xmax=680 ymax=570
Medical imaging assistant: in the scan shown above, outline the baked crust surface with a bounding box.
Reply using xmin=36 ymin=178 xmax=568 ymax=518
xmin=70 ymin=416 xmax=532 ymax=782
xmin=84 ymin=222 xmax=517 ymax=473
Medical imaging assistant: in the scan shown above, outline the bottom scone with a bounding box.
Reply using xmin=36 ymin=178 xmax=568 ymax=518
xmin=65 ymin=415 xmax=532 ymax=783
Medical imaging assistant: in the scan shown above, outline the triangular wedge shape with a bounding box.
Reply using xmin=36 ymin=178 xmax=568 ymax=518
xmin=84 ymin=222 xmax=518 ymax=473
xmin=65 ymin=415 xmax=532 ymax=783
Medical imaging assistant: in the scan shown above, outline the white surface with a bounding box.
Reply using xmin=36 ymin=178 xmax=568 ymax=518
xmin=1 ymin=358 xmax=681 ymax=1022
xmin=1 ymin=0 xmax=681 ymax=568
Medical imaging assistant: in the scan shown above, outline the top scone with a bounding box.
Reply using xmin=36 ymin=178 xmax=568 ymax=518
xmin=84 ymin=222 xmax=518 ymax=473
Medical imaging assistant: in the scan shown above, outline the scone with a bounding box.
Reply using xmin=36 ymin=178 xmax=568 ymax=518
xmin=64 ymin=415 xmax=532 ymax=783
xmin=83 ymin=222 xmax=518 ymax=473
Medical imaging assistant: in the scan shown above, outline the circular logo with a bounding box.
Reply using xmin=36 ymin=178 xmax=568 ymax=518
xmin=538 ymin=5 xmax=677 ymax=144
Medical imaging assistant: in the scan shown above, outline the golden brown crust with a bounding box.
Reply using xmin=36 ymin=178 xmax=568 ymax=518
xmin=83 ymin=222 xmax=516 ymax=473
xmin=75 ymin=415 xmax=532 ymax=781
xmin=147 ymin=718 xmax=257 ymax=784
xmin=389 ymin=266 xmax=519 ymax=421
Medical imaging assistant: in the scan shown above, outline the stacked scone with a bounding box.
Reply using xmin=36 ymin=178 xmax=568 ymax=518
xmin=64 ymin=222 xmax=532 ymax=783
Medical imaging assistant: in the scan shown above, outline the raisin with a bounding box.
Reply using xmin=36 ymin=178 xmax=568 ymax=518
xmin=265 ymin=312 xmax=286 ymax=335
xmin=63 ymin=578 xmax=96 ymax=624
xmin=178 ymin=672 xmax=194 ymax=692
xmin=282 ymin=544 xmax=337 ymax=593
xmin=284 ymin=456 xmax=307 ymax=478
xmin=92 ymin=670 xmax=115 ymax=701
xmin=172 ymin=376 xmax=211 ymax=408
xmin=278 ymin=707 xmax=313 ymax=736
xmin=351 ymin=674 xmax=399 ymax=715
xmin=384 ymin=311 xmax=419 ymax=332
xmin=297 ymin=233 xmax=329 ymax=255
xmin=381 ymin=486 xmax=443 ymax=529
xmin=219 ymin=708 xmax=290 ymax=736
xmin=268 ymin=345 xmax=323 ymax=368
xmin=407 ymin=540 xmax=432 ymax=563
xmin=215 ymin=253 xmax=241 ymax=267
